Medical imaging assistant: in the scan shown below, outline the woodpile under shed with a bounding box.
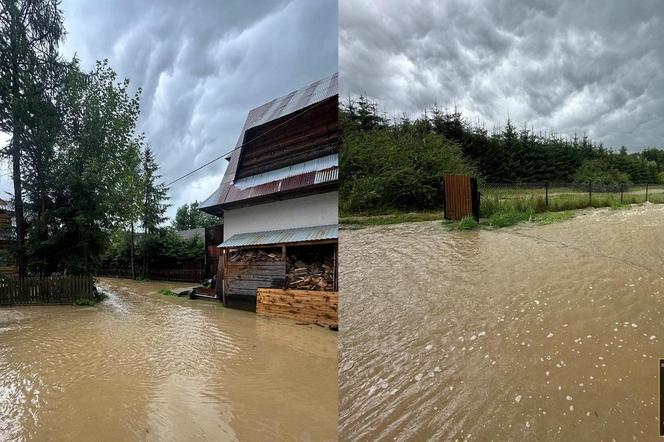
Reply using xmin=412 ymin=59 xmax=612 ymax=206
xmin=285 ymin=252 xmax=334 ymax=291
xmin=229 ymin=249 xmax=281 ymax=262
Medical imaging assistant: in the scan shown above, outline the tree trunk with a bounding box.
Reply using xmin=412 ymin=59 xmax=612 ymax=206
xmin=130 ymin=222 xmax=135 ymax=279
xmin=9 ymin=4 xmax=26 ymax=277
xmin=143 ymin=229 xmax=148 ymax=278
xmin=12 ymin=136 xmax=26 ymax=277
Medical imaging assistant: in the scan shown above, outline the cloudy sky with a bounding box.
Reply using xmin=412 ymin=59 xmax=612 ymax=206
xmin=0 ymin=0 xmax=337 ymax=219
xmin=340 ymin=0 xmax=664 ymax=151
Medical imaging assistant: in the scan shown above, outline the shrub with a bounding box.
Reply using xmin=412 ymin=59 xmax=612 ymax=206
xmin=158 ymin=288 xmax=178 ymax=297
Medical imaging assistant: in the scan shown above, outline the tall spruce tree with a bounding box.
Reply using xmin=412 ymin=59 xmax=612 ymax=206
xmin=0 ymin=0 xmax=64 ymax=276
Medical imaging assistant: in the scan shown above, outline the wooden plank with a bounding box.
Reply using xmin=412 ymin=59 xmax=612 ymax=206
xmin=225 ymin=261 xmax=286 ymax=298
xmin=257 ymin=288 xmax=338 ymax=327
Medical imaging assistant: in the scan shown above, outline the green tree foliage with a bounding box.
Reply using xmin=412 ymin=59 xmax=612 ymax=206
xmin=101 ymin=228 xmax=204 ymax=271
xmin=574 ymin=159 xmax=629 ymax=184
xmin=341 ymin=99 xmax=474 ymax=214
xmin=1 ymin=4 xmax=174 ymax=277
xmin=0 ymin=0 xmax=65 ymax=276
xmin=341 ymin=96 xmax=664 ymax=214
xmin=140 ymin=146 xmax=169 ymax=275
xmin=23 ymin=60 xmax=147 ymax=275
xmin=172 ymin=201 xmax=222 ymax=230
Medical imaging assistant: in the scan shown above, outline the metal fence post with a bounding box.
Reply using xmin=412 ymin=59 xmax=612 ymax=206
xmin=545 ymin=182 xmax=549 ymax=208
xmin=589 ymin=183 xmax=592 ymax=206
xmin=646 ymin=183 xmax=649 ymax=202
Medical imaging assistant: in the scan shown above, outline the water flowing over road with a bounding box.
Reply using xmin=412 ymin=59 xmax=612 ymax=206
xmin=340 ymin=204 xmax=664 ymax=441
xmin=0 ymin=278 xmax=337 ymax=441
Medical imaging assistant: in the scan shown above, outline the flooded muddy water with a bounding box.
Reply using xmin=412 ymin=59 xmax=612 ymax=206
xmin=339 ymin=204 xmax=664 ymax=441
xmin=0 ymin=278 xmax=337 ymax=441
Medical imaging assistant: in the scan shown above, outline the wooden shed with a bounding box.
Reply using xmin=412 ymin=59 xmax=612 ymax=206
xmin=219 ymin=224 xmax=337 ymax=307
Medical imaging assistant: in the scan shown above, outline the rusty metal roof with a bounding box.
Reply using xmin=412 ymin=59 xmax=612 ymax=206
xmin=234 ymin=154 xmax=337 ymax=189
xmin=237 ymin=73 xmax=338 ymax=142
xmin=220 ymin=154 xmax=338 ymax=205
xmin=199 ymin=73 xmax=338 ymax=214
xmin=219 ymin=224 xmax=338 ymax=248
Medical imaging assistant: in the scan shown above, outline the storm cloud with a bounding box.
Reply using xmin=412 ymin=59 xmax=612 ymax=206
xmin=0 ymin=0 xmax=337 ymax=218
xmin=340 ymin=0 xmax=664 ymax=150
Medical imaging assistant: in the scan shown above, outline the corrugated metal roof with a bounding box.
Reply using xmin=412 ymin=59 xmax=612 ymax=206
xmin=223 ymin=166 xmax=337 ymax=205
xmin=238 ymin=73 xmax=338 ymax=139
xmin=219 ymin=224 xmax=338 ymax=248
xmin=199 ymin=73 xmax=338 ymax=214
xmin=314 ymin=167 xmax=338 ymax=184
xmin=234 ymin=154 xmax=338 ymax=189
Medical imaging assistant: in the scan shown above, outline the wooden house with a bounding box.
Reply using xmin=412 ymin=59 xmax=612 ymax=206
xmin=199 ymin=73 xmax=338 ymax=312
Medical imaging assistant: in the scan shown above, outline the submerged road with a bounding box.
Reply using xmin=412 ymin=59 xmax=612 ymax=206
xmin=0 ymin=278 xmax=337 ymax=441
xmin=340 ymin=204 xmax=664 ymax=441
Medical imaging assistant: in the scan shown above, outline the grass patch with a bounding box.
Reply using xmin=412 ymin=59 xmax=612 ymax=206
xmin=450 ymin=215 xmax=479 ymax=230
xmin=342 ymin=191 xmax=658 ymax=230
xmin=532 ymin=210 xmax=575 ymax=224
xmin=340 ymin=211 xmax=442 ymax=226
xmin=488 ymin=209 xmax=533 ymax=228
xmin=158 ymin=288 xmax=178 ymax=297
xmin=609 ymin=202 xmax=630 ymax=211
xmin=73 ymin=290 xmax=108 ymax=306
xmin=73 ymin=298 xmax=96 ymax=306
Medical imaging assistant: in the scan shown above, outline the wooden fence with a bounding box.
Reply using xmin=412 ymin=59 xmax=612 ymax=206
xmin=0 ymin=276 xmax=94 ymax=306
xmin=443 ymin=175 xmax=479 ymax=221
xmin=225 ymin=261 xmax=286 ymax=298
xmin=98 ymin=268 xmax=206 ymax=282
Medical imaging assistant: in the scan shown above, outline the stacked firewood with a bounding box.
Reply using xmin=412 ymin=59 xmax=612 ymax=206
xmin=286 ymin=255 xmax=334 ymax=291
xmin=229 ymin=249 xmax=281 ymax=262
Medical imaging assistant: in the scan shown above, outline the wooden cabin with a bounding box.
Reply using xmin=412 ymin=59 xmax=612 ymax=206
xmin=199 ymin=73 xmax=338 ymax=312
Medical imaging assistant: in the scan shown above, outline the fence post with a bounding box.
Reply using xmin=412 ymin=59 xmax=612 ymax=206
xmin=646 ymin=183 xmax=649 ymax=202
xmin=589 ymin=183 xmax=592 ymax=206
xmin=620 ymin=184 xmax=624 ymax=204
xmin=545 ymin=182 xmax=549 ymax=208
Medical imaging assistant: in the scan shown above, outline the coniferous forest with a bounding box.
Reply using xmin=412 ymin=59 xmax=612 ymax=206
xmin=340 ymin=97 xmax=664 ymax=214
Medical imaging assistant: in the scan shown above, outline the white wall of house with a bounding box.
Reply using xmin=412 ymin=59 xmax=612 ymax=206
xmin=223 ymin=191 xmax=338 ymax=241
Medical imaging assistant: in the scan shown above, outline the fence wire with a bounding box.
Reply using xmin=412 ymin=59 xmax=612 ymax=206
xmin=478 ymin=182 xmax=664 ymax=217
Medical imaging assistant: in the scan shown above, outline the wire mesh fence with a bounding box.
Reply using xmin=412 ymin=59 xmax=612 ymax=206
xmin=478 ymin=182 xmax=664 ymax=217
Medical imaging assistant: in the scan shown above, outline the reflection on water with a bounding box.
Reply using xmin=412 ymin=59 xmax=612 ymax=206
xmin=340 ymin=204 xmax=664 ymax=441
xmin=0 ymin=278 xmax=337 ymax=441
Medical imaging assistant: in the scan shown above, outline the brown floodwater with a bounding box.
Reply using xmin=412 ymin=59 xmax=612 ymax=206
xmin=0 ymin=278 xmax=337 ymax=441
xmin=339 ymin=203 xmax=664 ymax=441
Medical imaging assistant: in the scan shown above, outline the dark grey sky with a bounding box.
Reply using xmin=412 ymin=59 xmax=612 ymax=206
xmin=340 ymin=0 xmax=664 ymax=151
xmin=0 ymin=0 xmax=337 ymax=218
